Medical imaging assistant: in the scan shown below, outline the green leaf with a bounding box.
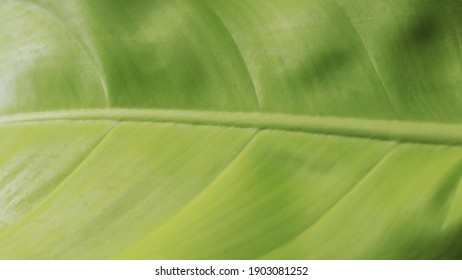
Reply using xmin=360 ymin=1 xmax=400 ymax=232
xmin=1 ymin=0 xmax=462 ymax=259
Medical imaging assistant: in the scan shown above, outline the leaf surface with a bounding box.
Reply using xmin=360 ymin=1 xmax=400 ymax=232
xmin=1 ymin=0 xmax=462 ymax=259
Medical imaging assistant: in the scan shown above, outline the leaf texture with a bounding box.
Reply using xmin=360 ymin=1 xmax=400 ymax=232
xmin=0 ymin=0 xmax=462 ymax=259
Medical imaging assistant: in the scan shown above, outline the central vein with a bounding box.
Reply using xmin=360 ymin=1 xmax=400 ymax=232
xmin=0 ymin=109 xmax=462 ymax=146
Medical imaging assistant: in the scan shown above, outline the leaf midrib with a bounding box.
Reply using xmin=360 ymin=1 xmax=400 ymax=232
xmin=0 ymin=109 xmax=462 ymax=146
